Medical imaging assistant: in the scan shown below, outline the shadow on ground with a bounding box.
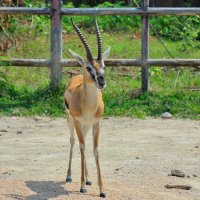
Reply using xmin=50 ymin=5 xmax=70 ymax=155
xmin=4 ymin=181 xmax=68 ymax=200
xmin=25 ymin=181 xmax=68 ymax=200
xmin=4 ymin=180 xmax=98 ymax=200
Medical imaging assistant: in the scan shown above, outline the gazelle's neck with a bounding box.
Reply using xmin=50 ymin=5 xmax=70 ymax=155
xmin=82 ymin=79 xmax=98 ymax=111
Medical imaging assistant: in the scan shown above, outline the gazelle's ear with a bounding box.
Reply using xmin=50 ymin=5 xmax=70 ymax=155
xmin=68 ymin=49 xmax=84 ymax=66
xmin=102 ymin=47 xmax=111 ymax=61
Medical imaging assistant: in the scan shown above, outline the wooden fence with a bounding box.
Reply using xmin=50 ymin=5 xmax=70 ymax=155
xmin=0 ymin=0 xmax=200 ymax=92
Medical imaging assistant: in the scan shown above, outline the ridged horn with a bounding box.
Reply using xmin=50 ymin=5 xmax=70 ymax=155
xmin=71 ymin=18 xmax=93 ymax=62
xmin=95 ymin=17 xmax=103 ymax=61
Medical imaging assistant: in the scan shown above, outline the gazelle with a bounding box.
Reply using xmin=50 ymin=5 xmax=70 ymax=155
xmin=64 ymin=18 xmax=110 ymax=198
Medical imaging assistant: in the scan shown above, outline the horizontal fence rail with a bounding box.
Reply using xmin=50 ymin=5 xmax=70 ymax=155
xmin=0 ymin=7 xmax=49 ymax=15
xmin=0 ymin=0 xmax=200 ymax=91
xmin=1 ymin=59 xmax=200 ymax=67
xmin=1 ymin=7 xmax=200 ymax=16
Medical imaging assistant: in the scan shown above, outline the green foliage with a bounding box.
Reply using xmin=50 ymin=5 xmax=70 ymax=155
xmin=1 ymin=29 xmax=200 ymax=119
xmin=68 ymin=0 xmax=129 ymax=7
xmin=0 ymin=68 xmax=199 ymax=119
xmin=103 ymin=68 xmax=200 ymax=119
xmin=1 ymin=1 xmax=200 ymax=51
xmin=62 ymin=2 xmax=140 ymax=33
xmin=24 ymin=0 xmax=48 ymax=8
xmin=1 ymin=1 xmax=200 ymax=120
xmin=0 ymin=81 xmax=64 ymax=117
xmin=104 ymin=90 xmax=200 ymax=119
xmin=0 ymin=72 xmax=9 ymax=98
xmin=150 ymin=16 xmax=200 ymax=50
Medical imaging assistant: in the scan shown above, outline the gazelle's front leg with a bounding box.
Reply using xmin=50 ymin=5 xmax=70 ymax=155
xmin=93 ymin=122 xmax=106 ymax=198
xmin=74 ymin=119 xmax=89 ymax=193
xmin=66 ymin=112 xmax=75 ymax=182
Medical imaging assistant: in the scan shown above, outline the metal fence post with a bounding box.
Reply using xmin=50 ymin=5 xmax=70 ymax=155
xmin=141 ymin=0 xmax=149 ymax=93
xmin=50 ymin=0 xmax=62 ymax=87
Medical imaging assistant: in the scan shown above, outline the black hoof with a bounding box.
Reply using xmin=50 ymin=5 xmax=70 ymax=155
xmin=100 ymin=192 xmax=106 ymax=198
xmin=86 ymin=181 xmax=92 ymax=186
xmin=66 ymin=177 xmax=72 ymax=183
xmin=80 ymin=188 xmax=87 ymax=193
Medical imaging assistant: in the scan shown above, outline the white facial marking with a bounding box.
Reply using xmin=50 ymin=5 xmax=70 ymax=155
xmin=98 ymin=67 xmax=104 ymax=74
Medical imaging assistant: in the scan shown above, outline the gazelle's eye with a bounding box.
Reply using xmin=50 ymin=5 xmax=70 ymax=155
xmin=86 ymin=67 xmax=91 ymax=72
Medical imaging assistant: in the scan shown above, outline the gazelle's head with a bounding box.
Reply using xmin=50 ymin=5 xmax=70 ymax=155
xmin=68 ymin=18 xmax=110 ymax=90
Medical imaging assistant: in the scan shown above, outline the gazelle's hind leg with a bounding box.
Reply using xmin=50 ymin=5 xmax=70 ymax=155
xmin=66 ymin=110 xmax=75 ymax=183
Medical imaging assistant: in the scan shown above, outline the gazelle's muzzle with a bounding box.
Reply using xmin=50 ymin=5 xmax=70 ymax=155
xmin=96 ymin=75 xmax=106 ymax=90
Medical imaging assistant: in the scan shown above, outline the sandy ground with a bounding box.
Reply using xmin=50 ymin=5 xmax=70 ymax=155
xmin=0 ymin=116 xmax=200 ymax=200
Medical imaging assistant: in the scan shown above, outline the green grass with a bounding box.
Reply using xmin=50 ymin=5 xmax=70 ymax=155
xmin=0 ymin=33 xmax=200 ymax=119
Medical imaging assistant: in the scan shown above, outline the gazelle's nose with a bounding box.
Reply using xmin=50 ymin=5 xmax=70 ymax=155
xmin=97 ymin=75 xmax=105 ymax=86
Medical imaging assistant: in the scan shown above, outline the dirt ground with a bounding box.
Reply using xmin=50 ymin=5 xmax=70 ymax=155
xmin=0 ymin=117 xmax=200 ymax=200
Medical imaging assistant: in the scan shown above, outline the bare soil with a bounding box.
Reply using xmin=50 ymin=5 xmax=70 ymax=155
xmin=0 ymin=117 xmax=200 ymax=200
